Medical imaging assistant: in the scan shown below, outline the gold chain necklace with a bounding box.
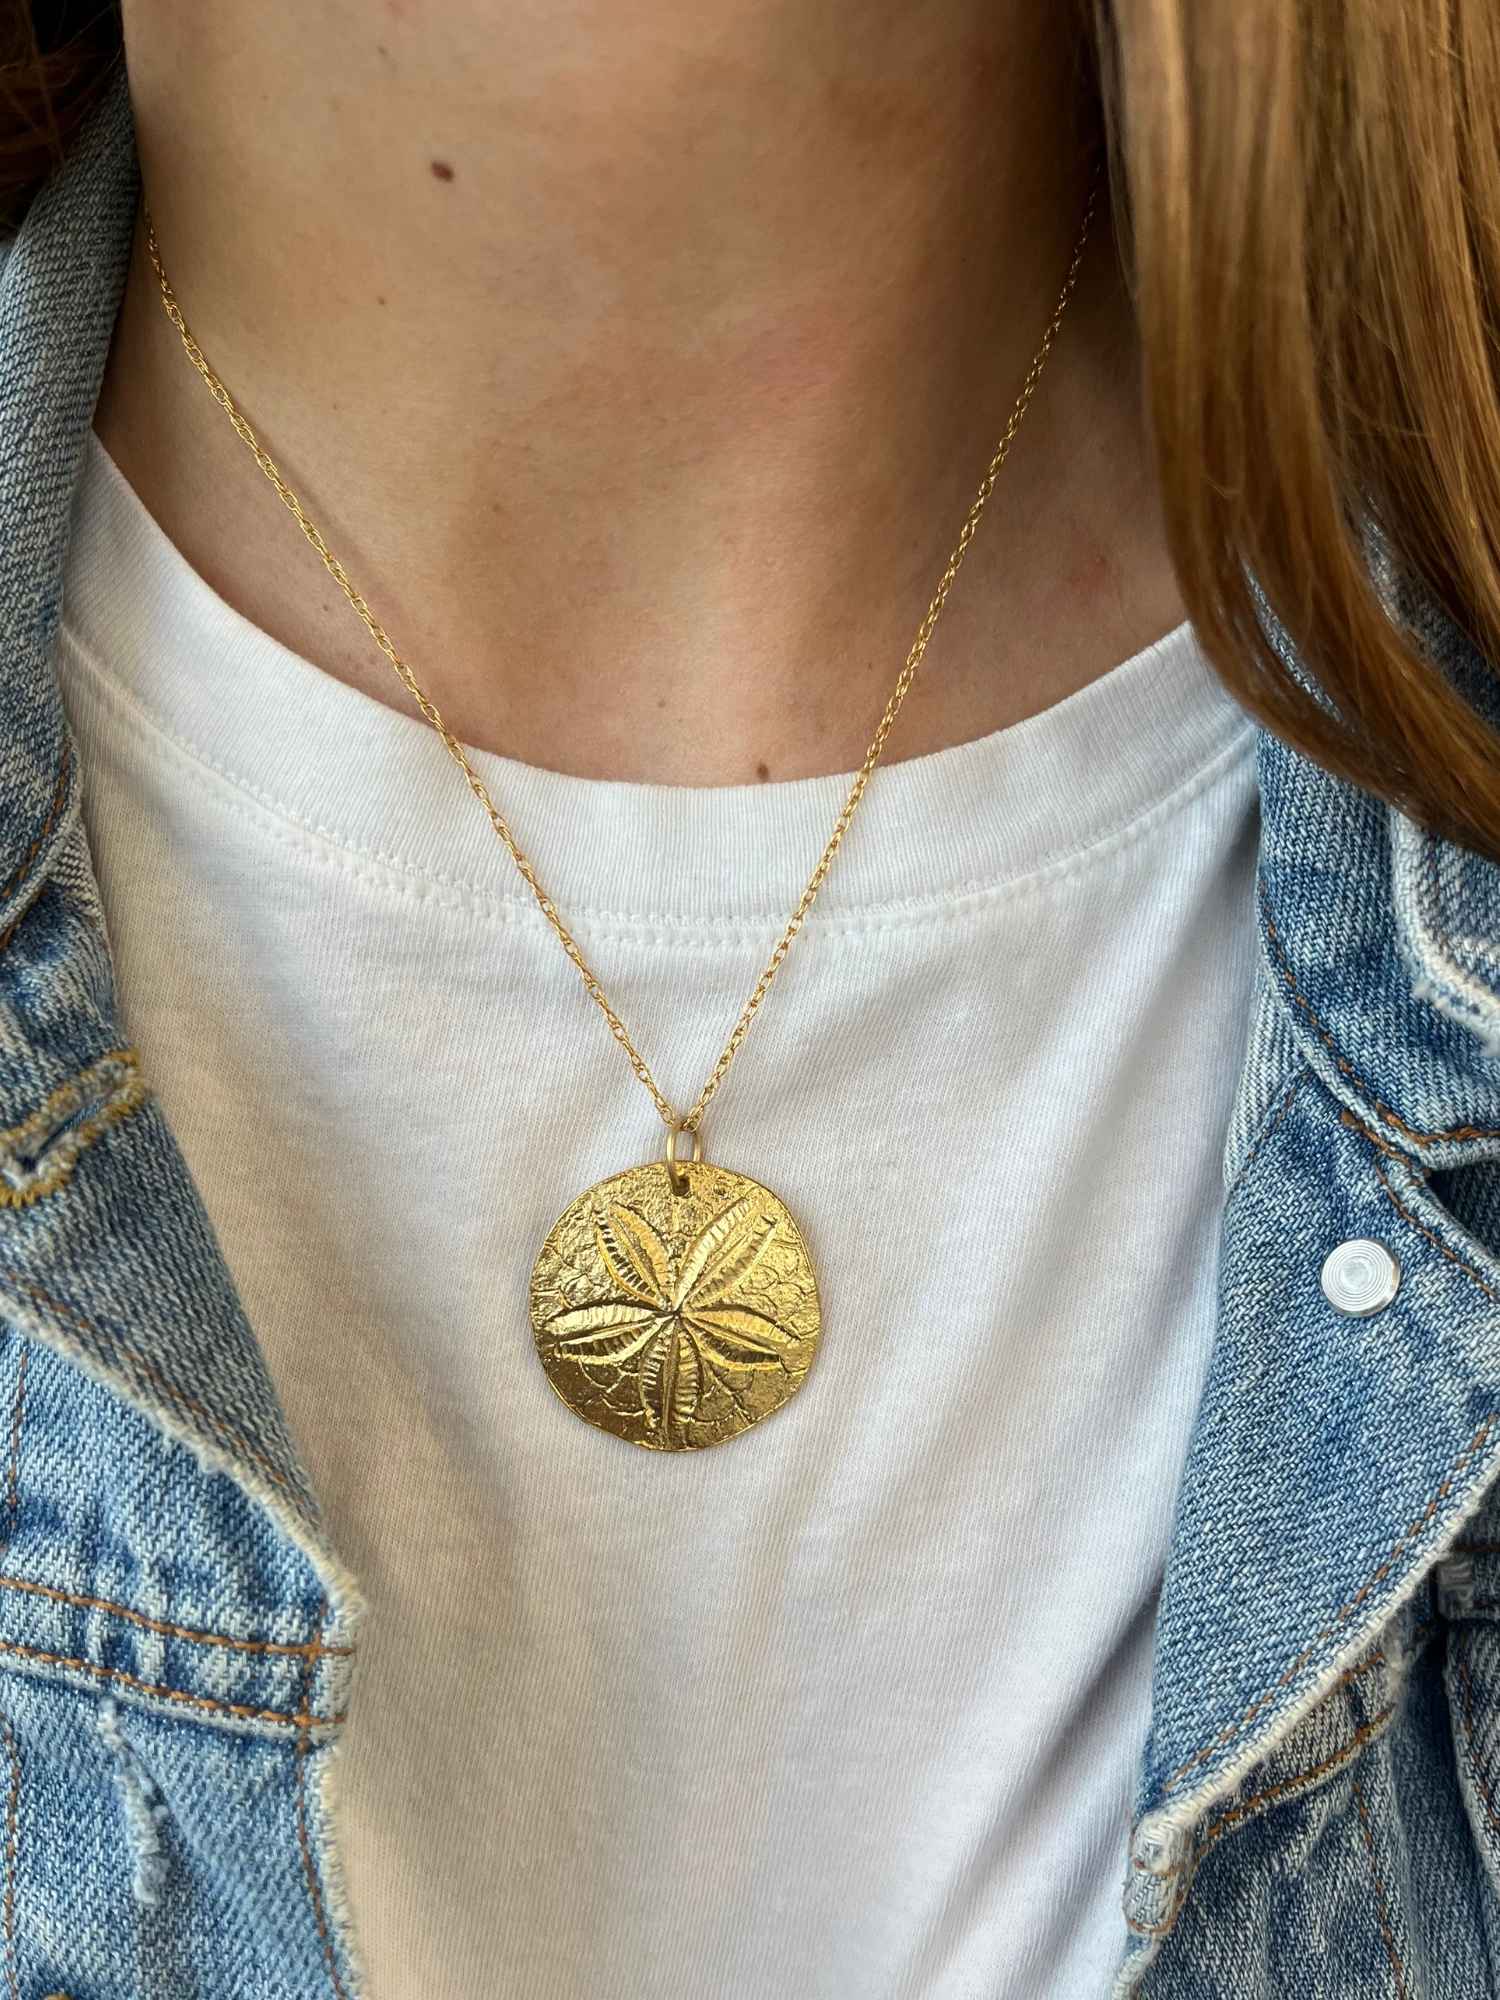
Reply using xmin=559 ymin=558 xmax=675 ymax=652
xmin=142 ymin=176 xmax=1098 ymax=1452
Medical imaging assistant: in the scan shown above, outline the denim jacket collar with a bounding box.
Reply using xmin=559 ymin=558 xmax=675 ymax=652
xmin=6 ymin=65 xmax=1500 ymax=1981
xmin=0 ymin=72 xmax=134 ymax=951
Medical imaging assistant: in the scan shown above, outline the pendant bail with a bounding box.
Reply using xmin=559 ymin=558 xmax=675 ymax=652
xmin=664 ymin=1118 xmax=702 ymax=1196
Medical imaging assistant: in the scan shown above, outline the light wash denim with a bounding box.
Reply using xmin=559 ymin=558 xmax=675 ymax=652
xmin=3 ymin=61 xmax=1500 ymax=2000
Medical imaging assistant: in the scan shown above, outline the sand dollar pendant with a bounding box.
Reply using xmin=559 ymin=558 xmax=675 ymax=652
xmin=529 ymin=1123 xmax=822 ymax=1450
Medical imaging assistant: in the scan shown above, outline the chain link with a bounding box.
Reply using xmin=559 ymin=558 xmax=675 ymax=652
xmin=142 ymin=170 xmax=1098 ymax=1144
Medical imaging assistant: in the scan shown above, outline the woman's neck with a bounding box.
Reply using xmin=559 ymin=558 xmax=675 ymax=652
xmin=96 ymin=0 xmax=1184 ymax=784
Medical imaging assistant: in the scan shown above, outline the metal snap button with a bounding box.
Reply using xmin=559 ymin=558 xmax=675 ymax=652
xmin=1320 ymin=1238 xmax=1401 ymax=1317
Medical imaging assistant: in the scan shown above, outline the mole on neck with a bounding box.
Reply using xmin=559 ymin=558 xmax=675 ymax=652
xmin=98 ymin=1 xmax=1183 ymax=785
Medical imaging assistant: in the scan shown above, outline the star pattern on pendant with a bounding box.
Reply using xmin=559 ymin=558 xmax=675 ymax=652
xmin=541 ymin=1193 xmax=797 ymax=1436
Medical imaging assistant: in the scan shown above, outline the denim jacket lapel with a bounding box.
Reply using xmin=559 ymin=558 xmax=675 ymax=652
xmin=1117 ymin=623 xmax=1500 ymax=1984
xmin=0 ymin=63 xmax=363 ymax=1639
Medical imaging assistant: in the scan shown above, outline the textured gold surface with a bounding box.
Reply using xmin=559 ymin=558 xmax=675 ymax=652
xmin=530 ymin=1160 xmax=821 ymax=1450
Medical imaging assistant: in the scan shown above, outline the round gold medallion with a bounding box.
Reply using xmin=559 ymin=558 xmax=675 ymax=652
xmin=529 ymin=1158 xmax=822 ymax=1451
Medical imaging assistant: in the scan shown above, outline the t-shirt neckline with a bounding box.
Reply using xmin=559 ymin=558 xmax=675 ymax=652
xmin=61 ymin=426 xmax=1256 ymax=927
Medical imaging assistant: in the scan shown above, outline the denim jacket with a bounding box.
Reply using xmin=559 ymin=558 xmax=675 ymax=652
xmin=4 ymin=67 xmax=1500 ymax=2000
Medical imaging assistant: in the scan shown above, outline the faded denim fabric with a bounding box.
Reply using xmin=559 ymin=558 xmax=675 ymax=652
xmin=3 ymin=61 xmax=1500 ymax=2000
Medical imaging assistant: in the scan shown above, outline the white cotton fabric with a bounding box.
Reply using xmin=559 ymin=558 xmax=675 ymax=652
xmin=55 ymin=425 xmax=1262 ymax=2000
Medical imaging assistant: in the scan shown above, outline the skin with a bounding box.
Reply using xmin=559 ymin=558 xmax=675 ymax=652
xmin=96 ymin=0 xmax=1186 ymax=787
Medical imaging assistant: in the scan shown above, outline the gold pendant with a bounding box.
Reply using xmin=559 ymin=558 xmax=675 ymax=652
xmin=529 ymin=1127 xmax=822 ymax=1451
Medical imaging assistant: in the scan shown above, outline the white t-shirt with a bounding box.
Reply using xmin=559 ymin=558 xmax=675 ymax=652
xmin=56 ymin=426 xmax=1262 ymax=2000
